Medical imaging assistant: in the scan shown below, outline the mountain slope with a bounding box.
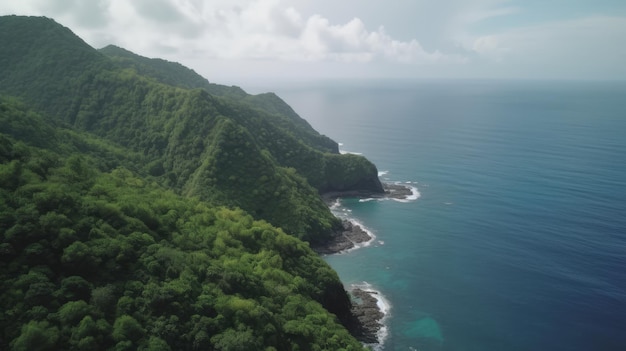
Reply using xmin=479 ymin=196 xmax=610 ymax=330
xmin=98 ymin=44 xmax=248 ymax=99
xmin=0 ymin=15 xmax=383 ymax=242
xmin=98 ymin=44 xmax=339 ymax=154
xmin=0 ymin=97 xmax=363 ymax=350
xmin=0 ymin=15 xmax=389 ymax=350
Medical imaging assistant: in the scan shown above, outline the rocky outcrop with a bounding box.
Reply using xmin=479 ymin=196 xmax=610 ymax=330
xmin=350 ymin=288 xmax=386 ymax=344
xmin=312 ymin=220 xmax=372 ymax=255
xmin=318 ymin=153 xmax=385 ymax=195
xmin=383 ymin=182 xmax=415 ymax=199
xmin=322 ymin=182 xmax=414 ymax=201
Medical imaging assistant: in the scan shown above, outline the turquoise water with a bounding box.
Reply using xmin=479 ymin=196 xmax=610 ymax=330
xmin=266 ymin=80 xmax=626 ymax=350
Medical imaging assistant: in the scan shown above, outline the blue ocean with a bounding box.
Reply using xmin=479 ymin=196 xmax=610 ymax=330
xmin=261 ymin=80 xmax=626 ymax=351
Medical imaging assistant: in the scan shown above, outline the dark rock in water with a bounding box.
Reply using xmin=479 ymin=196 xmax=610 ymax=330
xmin=312 ymin=220 xmax=372 ymax=255
xmin=322 ymin=182 xmax=413 ymax=202
xmin=383 ymin=182 xmax=414 ymax=199
xmin=350 ymin=288 xmax=385 ymax=344
xmin=315 ymin=181 xmax=410 ymax=344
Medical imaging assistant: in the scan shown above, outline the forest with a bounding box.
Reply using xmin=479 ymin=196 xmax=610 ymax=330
xmin=0 ymin=15 xmax=383 ymax=350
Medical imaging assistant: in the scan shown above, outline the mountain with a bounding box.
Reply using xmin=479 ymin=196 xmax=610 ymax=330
xmin=0 ymin=15 xmax=383 ymax=242
xmin=0 ymin=15 xmax=381 ymax=350
xmin=98 ymin=45 xmax=247 ymax=97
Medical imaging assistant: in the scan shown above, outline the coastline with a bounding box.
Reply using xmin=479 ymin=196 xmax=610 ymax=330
xmin=322 ymin=181 xmax=418 ymax=204
xmin=312 ymin=219 xmax=375 ymax=255
xmin=316 ymin=182 xmax=417 ymax=255
xmin=350 ymin=284 xmax=390 ymax=346
xmin=316 ymin=181 xmax=416 ymax=347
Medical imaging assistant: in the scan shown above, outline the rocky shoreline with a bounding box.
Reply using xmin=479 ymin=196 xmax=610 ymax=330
xmin=311 ymin=216 xmax=388 ymax=345
xmin=382 ymin=182 xmax=415 ymax=199
xmin=316 ymin=182 xmax=414 ymax=255
xmin=312 ymin=219 xmax=372 ymax=255
xmin=322 ymin=182 xmax=415 ymax=202
xmin=311 ymin=218 xmax=388 ymax=345
xmin=350 ymin=288 xmax=386 ymax=344
xmin=313 ymin=181 xmax=415 ymax=346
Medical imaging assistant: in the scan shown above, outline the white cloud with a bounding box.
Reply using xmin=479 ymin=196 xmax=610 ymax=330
xmin=0 ymin=0 xmax=463 ymax=65
xmin=2 ymin=0 xmax=625 ymax=81
xmin=466 ymin=16 xmax=626 ymax=78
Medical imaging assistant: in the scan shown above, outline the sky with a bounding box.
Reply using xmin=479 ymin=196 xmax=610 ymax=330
xmin=2 ymin=0 xmax=626 ymax=85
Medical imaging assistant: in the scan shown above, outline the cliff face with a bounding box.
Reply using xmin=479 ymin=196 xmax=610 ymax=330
xmin=0 ymin=15 xmax=377 ymax=350
xmin=320 ymin=153 xmax=384 ymax=195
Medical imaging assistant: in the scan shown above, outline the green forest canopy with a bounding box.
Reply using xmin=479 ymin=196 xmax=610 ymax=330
xmin=0 ymin=15 xmax=386 ymax=350
xmin=0 ymin=15 xmax=383 ymax=243
xmin=0 ymin=93 xmax=364 ymax=351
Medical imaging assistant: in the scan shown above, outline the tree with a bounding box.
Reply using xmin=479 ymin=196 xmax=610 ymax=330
xmin=11 ymin=321 xmax=59 ymax=351
xmin=112 ymin=315 xmax=145 ymax=343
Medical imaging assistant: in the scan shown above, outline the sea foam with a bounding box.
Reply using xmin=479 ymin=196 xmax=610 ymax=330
xmin=352 ymin=282 xmax=391 ymax=350
xmin=392 ymin=184 xmax=421 ymax=203
xmin=358 ymin=198 xmax=376 ymax=203
xmin=342 ymin=218 xmax=376 ymax=253
xmin=329 ymin=202 xmax=378 ymax=254
xmin=339 ymin=150 xmax=364 ymax=155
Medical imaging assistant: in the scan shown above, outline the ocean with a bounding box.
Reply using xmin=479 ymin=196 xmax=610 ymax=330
xmin=257 ymin=80 xmax=626 ymax=351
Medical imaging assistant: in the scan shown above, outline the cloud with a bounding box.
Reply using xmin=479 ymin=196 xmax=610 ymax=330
xmin=0 ymin=0 xmax=463 ymax=64
xmin=2 ymin=0 xmax=624 ymax=80
xmin=165 ymin=0 xmax=465 ymax=64
xmin=1 ymin=0 xmax=110 ymax=28
xmin=466 ymin=16 xmax=626 ymax=78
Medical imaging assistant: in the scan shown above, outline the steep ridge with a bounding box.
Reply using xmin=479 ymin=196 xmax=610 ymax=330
xmin=0 ymin=97 xmax=362 ymax=350
xmin=0 ymin=15 xmax=383 ymax=242
xmin=98 ymin=44 xmax=248 ymax=99
xmin=0 ymin=15 xmax=384 ymax=350
xmin=98 ymin=44 xmax=338 ymax=154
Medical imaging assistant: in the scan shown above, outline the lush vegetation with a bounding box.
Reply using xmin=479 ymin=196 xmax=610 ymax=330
xmin=0 ymin=15 xmax=384 ymax=350
xmin=98 ymin=45 xmax=248 ymax=99
xmin=0 ymin=15 xmax=383 ymax=241
xmin=0 ymin=97 xmax=362 ymax=350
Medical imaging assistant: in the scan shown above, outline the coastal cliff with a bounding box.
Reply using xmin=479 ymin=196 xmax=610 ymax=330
xmin=0 ymin=15 xmax=384 ymax=350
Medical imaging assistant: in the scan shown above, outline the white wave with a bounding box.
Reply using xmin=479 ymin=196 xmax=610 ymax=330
xmin=329 ymin=198 xmax=342 ymax=210
xmin=339 ymin=150 xmax=363 ymax=155
xmin=392 ymin=184 xmax=421 ymax=203
xmin=359 ymin=198 xmax=376 ymax=203
xmin=327 ymin=201 xmax=377 ymax=254
xmin=340 ymin=218 xmax=376 ymax=253
xmin=378 ymin=170 xmax=389 ymax=177
xmin=352 ymin=282 xmax=391 ymax=350
xmin=338 ymin=142 xmax=344 ymax=146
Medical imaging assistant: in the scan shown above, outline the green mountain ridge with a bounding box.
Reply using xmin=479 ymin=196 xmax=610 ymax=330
xmin=0 ymin=15 xmax=383 ymax=241
xmin=0 ymin=15 xmax=382 ymax=350
xmin=98 ymin=44 xmax=248 ymax=99
xmin=0 ymin=97 xmax=362 ymax=350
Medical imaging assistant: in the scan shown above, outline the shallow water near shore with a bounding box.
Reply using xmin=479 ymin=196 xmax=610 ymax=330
xmin=258 ymin=80 xmax=626 ymax=350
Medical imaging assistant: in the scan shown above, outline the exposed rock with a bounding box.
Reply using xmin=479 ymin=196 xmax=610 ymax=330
xmin=383 ymin=182 xmax=414 ymax=199
xmin=315 ymin=180 xmax=412 ymax=345
xmin=350 ymin=288 xmax=385 ymax=344
xmin=322 ymin=182 xmax=414 ymax=202
xmin=312 ymin=220 xmax=372 ymax=255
